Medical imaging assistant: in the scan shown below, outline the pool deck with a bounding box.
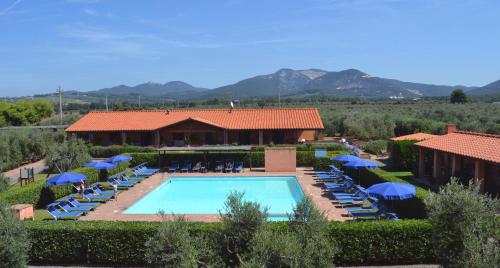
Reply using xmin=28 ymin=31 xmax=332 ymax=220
xmin=80 ymin=167 xmax=350 ymax=222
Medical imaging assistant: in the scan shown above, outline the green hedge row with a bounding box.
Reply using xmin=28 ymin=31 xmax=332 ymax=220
xmin=345 ymin=168 xmax=428 ymax=219
xmin=89 ymin=145 xmax=156 ymax=158
xmin=0 ymin=163 xmax=127 ymax=208
xmin=25 ymin=219 xmax=433 ymax=266
xmin=389 ymin=140 xmax=419 ymax=172
xmin=126 ymin=151 xmax=319 ymax=168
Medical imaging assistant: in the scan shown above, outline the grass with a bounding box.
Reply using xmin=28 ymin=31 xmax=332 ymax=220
xmin=34 ymin=209 xmax=52 ymax=221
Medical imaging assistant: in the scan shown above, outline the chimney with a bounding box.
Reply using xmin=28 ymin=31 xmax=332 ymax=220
xmin=446 ymin=124 xmax=457 ymax=134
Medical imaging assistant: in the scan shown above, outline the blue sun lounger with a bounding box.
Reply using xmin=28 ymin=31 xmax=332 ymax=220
xmin=215 ymin=161 xmax=224 ymax=172
xmin=54 ymin=201 xmax=93 ymax=212
xmin=47 ymin=207 xmax=83 ymax=221
xmin=121 ymin=174 xmax=143 ymax=183
xmin=83 ymin=189 xmax=114 ymax=200
xmin=168 ymin=162 xmax=179 ymax=173
xmin=234 ymin=161 xmax=243 ymax=173
xmin=181 ymin=161 xmax=192 ymax=172
xmin=346 ymin=201 xmax=379 ymax=212
xmin=324 ymin=179 xmax=354 ymax=192
xmin=108 ymin=178 xmax=134 ymax=188
xmin=64 ymin=197 xmax=100 ymax=208
xmin=225 ymin=160 xmax=234 ymax=173
xmin=90 ymin=186 xmax=114 ymax=195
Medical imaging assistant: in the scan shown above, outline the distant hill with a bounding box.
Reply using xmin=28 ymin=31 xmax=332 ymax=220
xmin=93 ymin=81 xmax=207 ymax=97
xmin=53 ymin=68 xmax=491 ymax=102
xmin=195 ymin=68 xmax=475 ymax=99
xmin=468 ymin=80 xmax=500 ymax=95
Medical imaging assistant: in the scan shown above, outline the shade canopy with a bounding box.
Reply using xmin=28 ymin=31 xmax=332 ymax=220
xmin=343 ymin=159 xmax=378 ymax=169
xmin=330 ymin=154 xmax=360 ymax=162
xmin=83 ymin=161 xmax=116 ymax=170
xmin=106 ymin=155 xmax=133 ymax=163
xmin=45 ymin=173 xmax=87 ymax=186
xmin=367 ymin=182 xmax=416 ymax=200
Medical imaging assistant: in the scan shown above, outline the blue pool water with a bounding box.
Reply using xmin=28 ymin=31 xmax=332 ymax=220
xmin=124 ymin=176 xmax=304 ymax=218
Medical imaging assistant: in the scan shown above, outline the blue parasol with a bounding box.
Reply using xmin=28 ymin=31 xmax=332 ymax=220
xmin=367 ymin=182 xmax=416 ymax=200
xmin=45 ymin=173 xmax=87 ymax=186
xmin=330 ymin=154 xmax=360 ymax=162
xmin=106 ymin=155 xmax=133 ymax=164
xmin=343 ymin=159 xmax=378 ymax=169
xmin=83 ymin=161 xmax=116 ymax=170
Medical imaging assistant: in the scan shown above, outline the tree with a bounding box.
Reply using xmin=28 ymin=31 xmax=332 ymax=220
xmin=246 ymin=197 xmax=337 ymax=268
xmin=46 ymin=137 xmax=91 ymax=172
xmin=450 ymin=89 xmax=467 ymax=103
xmin=0 ymin=201 xmax=30 ymax=268
xmin=219 ymin=191 xmax=268 ymax=266
xmin=145 ymin=215 xmax=218 ymax=268
xmin=425 ymin=178 xmax=499 ymax=267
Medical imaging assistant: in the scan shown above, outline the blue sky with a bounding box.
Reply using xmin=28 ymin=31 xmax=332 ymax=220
xmin=0 ymin=0 xmax=499 ymax=96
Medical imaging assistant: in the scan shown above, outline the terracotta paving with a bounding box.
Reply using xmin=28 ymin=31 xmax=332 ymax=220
xmin=80 ymin=167 xmax=349 ymax=222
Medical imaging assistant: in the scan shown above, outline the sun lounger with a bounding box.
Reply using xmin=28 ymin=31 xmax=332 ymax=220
xmin=324 ymin=180 xmax=354 ymax=192
xmin=346 ymin=201 xmax=379 ymax=212
xmin=225 ymin=160 xmax=234 ymax=173
xmin=234 ymin=161 xmax=243 ymax=173
xmin=121 ymin=174 xmax=143 ymax=183
xmin=47 ymin=207 xmax=83 ymax=221
xmin=90 ymin=186 xmax=115 ymax=196
xmin=214 ymin=161 xmax=224 ymax=172
xmin=55 ymin=201 xmax=93 ymax=212
xmin=83 ymin=189 xmax=114 ymax=200
xmin=64 ymin=197 xmax=100 ymax=208
xmin=168 ymin=162 xmax=179 ymax=173
xmin=108 ymin=178 xmax=135 ymax=187
xmin=192 ymin=162 xmax=204 ymax=172
xmin=181 ymin=161 xmax=192 ymax=173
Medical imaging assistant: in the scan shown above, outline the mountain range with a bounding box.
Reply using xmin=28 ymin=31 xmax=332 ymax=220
xmin=84 ymin=68 xmax=498 ymax=100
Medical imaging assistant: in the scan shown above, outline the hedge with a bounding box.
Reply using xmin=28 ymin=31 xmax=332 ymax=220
xmin=364 ymin=140 xmax=389 ymax=155
xmin=345 ymin=167 xmax=429 ymax=219
xmin=126 ymin=151 xmax=320 ymax=169
xmin=24 ymin=219 xmax=434 ymax=266
xmin=89 ymin=145 xmax=156 ymax=158
xmin=0 ymin=163 xmax=127 ymax=208
xmin=389 ymin=140 xmax=418 ymax=171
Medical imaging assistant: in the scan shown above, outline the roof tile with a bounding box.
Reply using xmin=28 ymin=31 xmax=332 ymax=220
xmin=415 ymin=131 xmax=500 ymax=164
xmin=66 ymin=108 xmax=324 ymax=132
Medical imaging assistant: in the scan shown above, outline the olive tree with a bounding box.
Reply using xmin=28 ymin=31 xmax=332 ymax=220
xmin=219 ymin=191 xmax=268 ymax=266
xmin=425 ymin=178 xmax=499 ymax=267
xmin=0 ymin=201 xmax=30 ymax=268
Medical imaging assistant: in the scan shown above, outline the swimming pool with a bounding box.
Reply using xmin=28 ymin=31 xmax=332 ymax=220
xmin=124 ymin=176 xmax=304 ymax=218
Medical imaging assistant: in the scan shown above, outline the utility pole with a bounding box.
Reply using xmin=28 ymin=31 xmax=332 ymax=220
xmin=105 ymin=95 xmax=109 ymax=111
xmin=138 ymin=95 xmax=141 ymax=108
xmin=56 ymin=86 xmax=63 ymax=124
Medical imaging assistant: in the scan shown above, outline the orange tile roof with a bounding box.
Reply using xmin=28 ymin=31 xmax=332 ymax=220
xmin=65 ymin=108 xmax=324 ymax=132
xmin=415 ymin=131 xmax=500 ymax=164
xmin=390 ymin=133 xmax=438 ymax=141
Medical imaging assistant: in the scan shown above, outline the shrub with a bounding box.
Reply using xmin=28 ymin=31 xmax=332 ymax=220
xmin=0 ymin=174 xmax=9 ymax=193
xmin=389 ymin=139 xmax=418 ymax=171
xmin=244 ymin=224 xmax=302 ymax=267
xmin=0 ymin=129 xmax=64 ymax=172
xmin=425 ymin=178 xmax=500 ymax=267
xmin=219 ymin=191 xmax=268 ymax=266
xmin=364 ymin=140 xmax=388 ymax=155
xmin=0 ymin=201 xmax=30 ymax=268
xmin=145 ymin=216 xmax=204 ymax=267
xmin=46 ymin=137 xmax=92 ymax=172
xmin=288 ymin=196 xmax=338 ymax=267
